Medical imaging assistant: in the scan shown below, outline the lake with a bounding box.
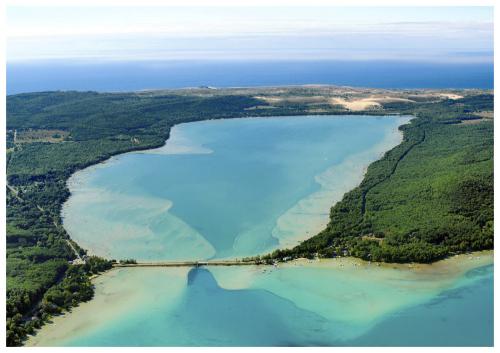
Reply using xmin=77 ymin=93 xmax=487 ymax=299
xmin=62 ymin=115 xmax=409 ymax=260
xmin=7 ymin=60 xmax=494 ymax=94
xmin=28 ymin=115 xmax=493 ymax=346
xmin=27 ymin=257 xmax=493 ymax=347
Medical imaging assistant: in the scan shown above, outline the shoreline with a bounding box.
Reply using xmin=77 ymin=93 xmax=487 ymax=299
xmin=210 ymin=251 xmax=493 ymax=339
xmin=26 ymin=267 xmax=191 ymax=347
xmin=62 ymin=114 xmax=413 ymax=261
xmin=270 ymin=117 xmax=411 ymax=249
xmin=208 ymin=250 xmax=494 ymax=288
xmin=26 ymin=250 xmax=493 ymax=346
xmin=9 ymin=88 xmax=493 ymax=347
xmin=28 ymin=113 xmax=494 ymax=346
xmin=287 ymin=249 xmax=493 ymax=275
xmin=22 ymin=113 xmax=418 ymax=346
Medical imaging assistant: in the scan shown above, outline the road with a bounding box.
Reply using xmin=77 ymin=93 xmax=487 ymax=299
xmin=6 ymin=183 xmax=23 ymax=202
xmin=113 ymin=260 xmax=261 ymax=268
xmin=66 ymin=240 xmax=85 ymax=264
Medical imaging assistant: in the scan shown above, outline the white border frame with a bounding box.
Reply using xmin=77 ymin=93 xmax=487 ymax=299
xmin=1 ymin=1 xmax=496 ymax=352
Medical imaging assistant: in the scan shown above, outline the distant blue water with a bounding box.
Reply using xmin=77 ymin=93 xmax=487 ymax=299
xmin=7 ymin=60 xmax=493 ymax=94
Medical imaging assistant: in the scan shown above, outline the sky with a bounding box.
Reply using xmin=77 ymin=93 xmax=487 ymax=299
xmin=6 ymin=6 xmax=494 ymax=63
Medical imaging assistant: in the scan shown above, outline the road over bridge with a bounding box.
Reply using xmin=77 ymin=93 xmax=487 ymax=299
xmin=113 ymin=260 xmax=263 ymax=268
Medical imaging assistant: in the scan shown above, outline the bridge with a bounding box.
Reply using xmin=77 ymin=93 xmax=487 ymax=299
xmin=112 ymin=260 xmax=262 ymax=268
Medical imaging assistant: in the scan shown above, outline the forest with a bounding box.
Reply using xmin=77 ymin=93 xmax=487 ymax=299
xmin=6 ymin=92 xmax=267 ymax=346
xmin=265 ymin=94 xmax=493 ymax=263
xmin=6 ymin=89 xmax=493 ymax=345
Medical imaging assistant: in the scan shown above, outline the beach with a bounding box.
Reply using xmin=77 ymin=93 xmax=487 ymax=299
xmin=26 ymin=267 xmax=190 ymax=346
xmin=212 ymin=251 xmax=493 ymax=334
xmin=26 ymin=115 xmax=492 ymax=347
xmin=27 ymin=251 xmax=492 ymax=346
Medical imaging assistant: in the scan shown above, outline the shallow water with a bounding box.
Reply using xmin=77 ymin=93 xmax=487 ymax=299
xmin=63 ymin=115 xmax=408 ymax=260
xmin=348 ymin=264 xmax=494 ymax=347
xmin=29 ymin=259 xmax=493 ymax=347
xmin=33 ymin=115 xmax=493 ymax=347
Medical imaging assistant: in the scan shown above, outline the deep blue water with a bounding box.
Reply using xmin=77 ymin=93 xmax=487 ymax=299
xmin=7 ymin=60 xmax=493 ymax=94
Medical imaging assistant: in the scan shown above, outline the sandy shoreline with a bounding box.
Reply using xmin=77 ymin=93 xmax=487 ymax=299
xmin=27 ymin=250 xmax=493 ymax=346
xmin=210 ymin=250 xmax=493 ymax=340
xmin=26 ymin=267 xmax=190 ymax=346
xmin=210 ymin=250 xmax=494 ymax=290
xmin=29 ymin=113 xmax=492 ymax=346
xmin=271 ymin=117 xmax=411 ymax=249
xmin=62 ymin=114 xmax=412 ymax=261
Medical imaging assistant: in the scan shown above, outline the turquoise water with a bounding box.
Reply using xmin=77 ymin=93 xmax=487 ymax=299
xmin=49 ymin=263 xmax=493 ymax=347
xmin=348 ymin=265 xmax=494 ymax=347
xmin=46 ymin=115 xmax=493 ymax=347
xmin=63 ymin=115 xmax=407 ymax=260
xmin=65 ymin=269 xmax=335 ymax=346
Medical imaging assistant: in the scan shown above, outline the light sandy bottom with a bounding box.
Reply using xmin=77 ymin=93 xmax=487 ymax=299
xmin=27 ymin=251 xmax=492 ymax=346
xmin=63 ymin=171 xmax=216 ymax=261
xmin=26 ymin=267 xmax=190 ymax=346
xmin=38 ymin=115 xmax=491 ymax=346
xmin=270 ymin=118 xmax=410 ymax=248
xmin=63 ymin=115 xmax=411 ymax=261
xmin=210 ymin=251 xmax=493 ymax=340
xmin=143 ymin=124 xmax=213 ymax=155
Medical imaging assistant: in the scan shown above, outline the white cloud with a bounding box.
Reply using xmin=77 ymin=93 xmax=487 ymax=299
xmin=6 ymin=7 xmax=493 ymax=62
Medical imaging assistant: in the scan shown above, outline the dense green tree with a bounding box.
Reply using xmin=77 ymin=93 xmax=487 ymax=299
xmin=6 ymin=89 xmax=493 ymax=345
